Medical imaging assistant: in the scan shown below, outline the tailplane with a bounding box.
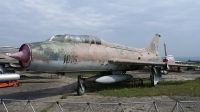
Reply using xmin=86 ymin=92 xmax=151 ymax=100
xmin=145 ymin=34 xmax=161 ymax=53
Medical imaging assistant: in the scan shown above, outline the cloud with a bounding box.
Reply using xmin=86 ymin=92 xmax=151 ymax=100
xmin=0 ymin=0 xmax=200 ymax=57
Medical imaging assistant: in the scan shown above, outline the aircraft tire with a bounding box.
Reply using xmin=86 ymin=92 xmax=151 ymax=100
xmin=77 ymin=85 xmax=85 ymax=96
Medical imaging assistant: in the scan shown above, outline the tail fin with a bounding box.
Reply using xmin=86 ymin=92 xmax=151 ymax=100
xmin=145 ymin=34 xmax=161 ymax=53
xmin=164 ymin=43 xmax=167 ymax=56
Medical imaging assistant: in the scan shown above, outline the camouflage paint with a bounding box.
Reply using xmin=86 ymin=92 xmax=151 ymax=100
xmin=21 ymin=34 xmax=162 ymax=73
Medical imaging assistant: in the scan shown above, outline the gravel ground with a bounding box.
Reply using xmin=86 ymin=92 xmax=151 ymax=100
xmin=0 ymin=69 xmax=200 ymax=112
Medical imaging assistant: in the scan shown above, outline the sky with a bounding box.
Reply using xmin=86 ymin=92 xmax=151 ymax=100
xmin=0 ymin=0 xmax=200 ymax=58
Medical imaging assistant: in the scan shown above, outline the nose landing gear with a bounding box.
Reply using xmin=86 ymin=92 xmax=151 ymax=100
xmin=77 ymin=76 xmax=86 ymax=96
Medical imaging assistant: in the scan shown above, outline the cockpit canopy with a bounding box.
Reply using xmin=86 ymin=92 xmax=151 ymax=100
xmin=46 ymin=34 xmax=102 ymax=45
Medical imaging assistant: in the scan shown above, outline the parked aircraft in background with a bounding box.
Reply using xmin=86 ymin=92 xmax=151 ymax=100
xmin=163 ymin=43 xmax=194 ymax=72
xmin=0 ymin=47 xmax=20 ymax=87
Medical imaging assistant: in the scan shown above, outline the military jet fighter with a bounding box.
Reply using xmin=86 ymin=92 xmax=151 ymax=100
xmin=7 ymin=34 xmax=168 ymax=95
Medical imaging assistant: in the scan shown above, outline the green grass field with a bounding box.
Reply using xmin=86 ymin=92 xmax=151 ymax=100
xmin=89 ymin=80 xmax=200 ymax=97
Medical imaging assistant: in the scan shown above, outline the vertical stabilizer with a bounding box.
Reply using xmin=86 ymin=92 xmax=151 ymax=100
xmin=145 ymin=34 xmax=161 ymax=53
xmin=164 ymin=43 xmax=167 ymax=56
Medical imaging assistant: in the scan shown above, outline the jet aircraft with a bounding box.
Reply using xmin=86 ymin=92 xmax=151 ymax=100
xmin=7 ymin=34 xmax=169 ymax=95
xmin=0 ymin=46 xmax=20 ymax=87
xmin=162 ymin=43 xmax=194 ymax=72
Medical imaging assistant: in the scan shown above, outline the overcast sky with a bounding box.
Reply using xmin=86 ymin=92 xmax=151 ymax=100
xmin=0 ymin=0 xmax=200 ymax=57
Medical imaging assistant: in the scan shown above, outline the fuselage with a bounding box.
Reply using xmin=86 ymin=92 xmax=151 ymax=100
xmin=15 ymin=34 xmax=163 ymax=73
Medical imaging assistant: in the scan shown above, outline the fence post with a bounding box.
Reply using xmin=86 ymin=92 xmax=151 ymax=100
xmin=1 ymin=99 xmax=9 ymax=112
xmin=114 ymin=103 xmax=125 ymax=112
xmin=29 ymin=101 xmax=36 ymax=112
xmin=153 ymin=101 xmax=159 ymax=112
xmin=172 ymin=101 xmax=186 ymax=112
xmin=82 ymin=102 xmax=94 ymax=112
xmin=22 ymin=100 xmax=36 ymax=112
xmin=56 ymin=101 xmax=64 ymax=112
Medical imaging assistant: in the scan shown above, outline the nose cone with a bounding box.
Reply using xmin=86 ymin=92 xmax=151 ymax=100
xmin=7 ymin=44 xmax=31 ymax=68
xmin=7 ymin=50 xmax=29 ymax=62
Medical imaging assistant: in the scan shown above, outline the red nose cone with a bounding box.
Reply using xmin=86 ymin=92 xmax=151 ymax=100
xmin=7 ymin=44 xmax=31 ymax=68
xmin=163 ymin=58 xmax=168 ymax=62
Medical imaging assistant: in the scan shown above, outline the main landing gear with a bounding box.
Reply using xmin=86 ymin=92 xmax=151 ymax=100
xmin=77 ymin=76 xmax=86 ymax=96
xmin=150 ymin=66 xmax=162 ymax=86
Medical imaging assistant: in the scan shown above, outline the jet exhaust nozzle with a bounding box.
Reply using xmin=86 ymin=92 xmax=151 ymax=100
xmin=7 ymin=44 xmax=31 ymax=68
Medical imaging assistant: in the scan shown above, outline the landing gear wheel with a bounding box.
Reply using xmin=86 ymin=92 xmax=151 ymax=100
xmin=77 ymin=76 xmax=85 ymax=96
xmin=77 ymin=85 xmax=85 ymax=96
xmin=150 ymin=66 xmax=161 ymax=86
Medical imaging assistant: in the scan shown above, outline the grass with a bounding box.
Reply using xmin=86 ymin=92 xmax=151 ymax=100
xmin=193 ymin=63 xmax=200 ymax=66
xmin=41 ymin=94 xmax=68 ymax=112
xmin=41 ymin=102 xmax=56 ymax=112
xmin=67 ymin=73 xmax=96 ymax=78
xmin=60 ymin=94 xmax=68 ymax=99
xmin=89 ymin=80 xmax=200 ymax=97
